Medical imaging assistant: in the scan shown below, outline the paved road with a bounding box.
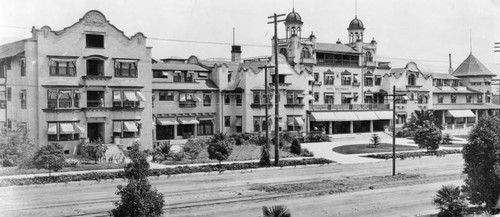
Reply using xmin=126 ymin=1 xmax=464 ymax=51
xmin=0 ymin=154 xmax=465 ymax=217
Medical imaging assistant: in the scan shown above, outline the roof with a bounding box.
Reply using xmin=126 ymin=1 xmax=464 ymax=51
xmin=432 ymin=88 xmax=478 ymax=94
xmin=160 ymin=56 xmax=186 ymax=61
xmin=152 ymin=79 xmax=218 ymax=91
xmin=201 ymin=60 xmax=240 ymax=72
xmin=452 ymin=53 xmax=495 ymax=77
xmin=238 ymin=61 xmax=269 ymax=73
xmin=153 ymin=63 xmax=209 ymax=71
xmin=422 ymin=72 xmax=459 ymax=80
xmin=285 ymin=9 xmax=303 ymax=24
xmin=432 ymin=103 xmax=500 ymax=110
xmin=348 ymin=17 xmax=365 ymax=30
xmin=315 ymin=42 xmax=361 ymax=54
xmin=0 ymin=39 xmax=26 ymax=59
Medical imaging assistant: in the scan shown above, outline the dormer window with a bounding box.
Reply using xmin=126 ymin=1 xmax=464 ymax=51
xmin=86 ymin=34 xmax=104 ymax=48
xmin=408 ymin=74 xmax=416 ymax=86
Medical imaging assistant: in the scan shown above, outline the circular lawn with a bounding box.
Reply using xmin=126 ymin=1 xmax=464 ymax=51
xmin=332 ymin=143 xmax=421 ymax=155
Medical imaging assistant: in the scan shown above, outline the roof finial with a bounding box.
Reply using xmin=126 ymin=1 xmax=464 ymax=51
xmin=293 ymin=0 xmax=295 ymax=11
xmin=469 ymin=28 xmax=473 ymax=54
xmin=355 ymin=0 xmax=357 ymax=18
xmin=233 ymin=27 xmax=235 ymax=45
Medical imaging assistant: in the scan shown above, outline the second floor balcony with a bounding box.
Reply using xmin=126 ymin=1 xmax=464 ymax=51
xmin=309 ymin=103 xmax=390 ymax=111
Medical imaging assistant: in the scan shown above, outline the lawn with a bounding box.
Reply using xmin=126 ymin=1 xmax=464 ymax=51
xmin=163 ymin=144 xmax=299 ymax=165
xmin=332 ymin=143 xmax=421 ymax=155
xmin=0 ymin=162 xmax=126 ymax=176
xmin=440 ymin=143 xmax=465 ymax=148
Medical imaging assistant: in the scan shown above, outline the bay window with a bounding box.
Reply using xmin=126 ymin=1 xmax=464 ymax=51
xmin=47 ymin=89 xmax=80 ymax=108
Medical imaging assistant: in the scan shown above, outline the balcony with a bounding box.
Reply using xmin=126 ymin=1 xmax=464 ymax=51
xmin=250 ymin=103 xmax=273 ymax=109
xmin=269 ymin=82 xmax=292 ymax=87
xmin=366 ymin=61 xmax=377 ymax=68
xmin=316 ymin=59 xmax=359 ymax=66
xmin=309 ymin=103 xmax=390 ymax=111
xmin=406 ymin=85 xmax=422 ymax=91
xmin=300 ymin=58 xmax=315 ymax=64
xmin=179 ymin=101 xmax=196 ymax=108
xmin=284 ymin=103 xmax=305 ymax=108
xmin=82 ymin=75 xmax=112 ymax=86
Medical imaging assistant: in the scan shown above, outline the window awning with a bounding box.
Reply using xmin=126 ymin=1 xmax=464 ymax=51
xmin=446 ymin=110 xmax=476 ymax=118
xmin=233 ymin=117 xmax=242 ymax=126
xmin=375 ymin=111 xmax=393 ymax=120
xmin=193 ymin=95 xmax=202 ymax=102
xmin=354 ymin=111 xmax=379 ymax=120
xmin=74 ymin=124 xmax=86 ymax=134
xmin=124 ymin=91 xmax=138 ymax=101
xmin=198 ymin=72 xmax=208 ymax=77
xmin=161 ymin=71 xmax=169 ymax=77
xmin=334 ymin=112 xmax=359 ymax=121
xmin=113 ymin=91 xmax=121 ymax=102
xmin=310 ymin=112 xmax=334 ymax=121
xmin=294 ymin=117 xmax=305 ymax=126
xmin=47 ymin=123 xmax=58 ymax=135
xmin=297 ymin=94 xmax=305 ymax=98
xmin=179 ymin=94 xmax=186 ymax=102
xmin=156 ymin=118 xmax=179 ymax=125
xmin=178 ymin=117 xmax=199 ymax=125
xmin=198 ymin=117 xmax=214 ymax=121
xmin=123 ymin=121 xmax=138 ymax=132
xmin=114 ymin=58 xmax=138 ymax=63
xmin=310 ymin=112 xmax=358 ymax=121
xmin=113 ymin=122 xmax=122 ymax=133
xmin=59 ymin=123 xmax=75 ymax=134
xmin=136 ymin=91 xmax=146 ymax=102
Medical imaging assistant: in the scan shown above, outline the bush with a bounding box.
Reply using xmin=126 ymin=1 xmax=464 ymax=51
xmin=81 ymin=138 xmax=107 ymax=163
xmin=0 ymin=130 xmax=37 ymax=167
xmin=171 ymin=151 xmax=185 ymax=162
xmin=365 ymin=149 xmax=462 ymax=159
xmin=414 ymin=122 xmax=442 ymax=151
xmin=262 ymin=205 xmax=291 ymax=217
xmin=33 ymin=143 xmax=65 ymax=176
xmin=153 ymin=141 xmax=171 ymax=162
xmin=369 ymin=134 xmax=381 ymax=148
xmin=259 ymin=145 xmax=271 ymax=167
xmin=64 ymin=158 xmax=81 ymax=168
xmin=2 ymin=158 xmax=15 ymax=167
xmin=441 ymin=133 xmax=453 ymax=145
xmin=183 ymin=139 xmax=205 ymax=160
xmin=207 ymin=140 xmax=233 ymax=164
xmin=433 ymin=185 xmax=466 ymax=217
xmin=300 ymin=148 xmax=314 ymax=157
xmin=290 ymin=139 xmax=301 ymax=155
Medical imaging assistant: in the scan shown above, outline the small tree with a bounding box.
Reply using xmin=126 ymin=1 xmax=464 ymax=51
xmin=259 ymin=144 xmax=271 ymax=167
xmin=433 ymin=185 xmax=466 ymax=217
xmin=413 ymin=121 xmax=442 ymax=151
xmin=462 ymin=115 xmax=500 ymax=210
xmin=183 ymin=139 xmax=205 ymax=160
xmin=369 ymin=134 xmax=381 ymax=148
xmin=262 ymin=205 xmax=291 ymax=217
xmin=111 ymin=142 xmax=164 ymax=217
xmin=207 ymin=140 xmax=233 ymax=164
xmin=81 ymin=138 xmax=107 ymax=163
xmin=290 ymin=138 xmax=301 ymax=155
xmin=153 ymin=141 xmax=171 ymax=162
xmin=0 ymin=130 xmax=37 ymax=168
xmin=33 ymin=143 xmax=65 ymax=177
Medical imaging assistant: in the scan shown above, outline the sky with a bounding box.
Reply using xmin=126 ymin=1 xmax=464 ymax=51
xmin=1 ymin=0 xmax=500 ymax=75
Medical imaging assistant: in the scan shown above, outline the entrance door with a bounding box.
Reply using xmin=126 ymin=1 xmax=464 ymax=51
xmin=88 ymin=123 xmax=105 ymax=142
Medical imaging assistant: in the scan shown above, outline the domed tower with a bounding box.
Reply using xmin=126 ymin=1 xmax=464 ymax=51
xmin=284 ymin=9 xmax=303 ymax=39
xmin=348 ymin=16 xmax=365 ymax=43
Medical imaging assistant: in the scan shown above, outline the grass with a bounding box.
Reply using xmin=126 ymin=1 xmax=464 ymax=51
xmin=453 ymin=135 xmax=468 ymax=139
xmin=0 ymin=162 xmax=126 ymax=176
xmin=440 ymin=143 xmax=465 ymax=148
xmin=163 ymin=144 xmax=299 ymax=165
xmin=332 ymin=143 xmax=421 ymax=155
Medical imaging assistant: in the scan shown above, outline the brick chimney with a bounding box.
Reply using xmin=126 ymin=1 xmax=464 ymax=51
xmin=231 ymin=45 xmax=242 ymax=62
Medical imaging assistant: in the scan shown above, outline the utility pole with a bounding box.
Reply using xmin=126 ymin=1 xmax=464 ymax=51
xmin=267 ymin=13 xmax=285 ymax=166
xmin=259 ymin=65 xmax=275 ymax=161
xmin=385 ymin=85 xmax=406 ymax=176
xmin=495 ymin=42 xmax=500 ymax=105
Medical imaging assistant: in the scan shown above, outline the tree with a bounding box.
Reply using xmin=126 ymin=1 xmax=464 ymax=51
xmin=262 ymin=205 xmax=291 ymax=217
xmin=462 ymin=115 xmax=500 ymax=210
xmin=290 ymin=138 xmax=301 ymax=155
xmin=413 ymin=121 xmax=442 ymax=151
xmin=33 ymin=143 xmax=65 ymax=176
xmin=81 ymin=138 xmax=107 ymax=163
xmin=259 ymin=144 xmax=271 ymax=167
xmin=0 ymin=130 xmax=36 ymax=168
xmin=369 ymin=134 xmax=381 ymax=148
xmin=404 ymin=109 xmax=442 ymax=137
xmin=207 ymin=140 xmax=233 ymax=164
xmin=110 ymin=142 xmax=165 ymax=217
xmin=433 ymin=185 xmax=466 ymax=217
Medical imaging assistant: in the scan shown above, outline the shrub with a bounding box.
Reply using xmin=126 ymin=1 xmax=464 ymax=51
xmin=64 ymin=158 xmax=81 ymax=168
xmin=183 ymin=139 xmax=205 ymax=160
xmin=290 ymin=139 xmax=301 ymax=155
xmin=0 ymin=130 xmax=37 ymax=167
xmin=414 ymin=122 xmax=442 ymax=151
xmin=259 ymin=145 xmax=271 ymax=167
xmin=153 ymin=141 xmax=171 ymax=162
xmin=171 ymin=151 xmax=185 ymax=162
xmin=33 ymin=143 xmax=65 ymax=176
xmin=441 ymin=133 xmax=453 ymax=145
xmin=207 ymin=140 xmax=233 ymax=164
xmin=365 ymin=149 xmax=461 ymax=159
xmin=369 ymin=134 xmax=381 ymax=148
xmin=300 ymin=148 xmax=314 ymax=157
xmin=81 ymin=138 xmax=107 ymax=163
xmin=2 ymin=158 xmax=15 ymax=167
xmin=262 ymin=205 xmax=291 ymax=217
xmin=433 ymin=185 xmax=466 ymax=217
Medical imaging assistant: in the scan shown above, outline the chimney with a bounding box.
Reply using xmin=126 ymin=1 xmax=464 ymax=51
xmin=448 ymin=53 xmax=453 ymax=74
xmin=231 ymin=45 xmax=242 ymax=62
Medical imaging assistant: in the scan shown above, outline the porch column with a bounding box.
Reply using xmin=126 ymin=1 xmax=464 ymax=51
xmin=174 ymin=124 xmax=178 ymax=139
xmin=350 ymin=121 xmax=354 ymax=134
xmin=442 ymin=111 xmax=445 ymax=128
xmin=475 ymin=109 xmax=479 ymax=123
xmin=194 ymin=123 xmax=198 ymax=137
xmin=370 ymin=120 xmax=374 ymax=132
xmin=328 ymin=121 xmax=332 ymax=134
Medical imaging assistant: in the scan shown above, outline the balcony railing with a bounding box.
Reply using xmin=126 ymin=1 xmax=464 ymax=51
xmin=179 ymin=101 xmax=196 ymax=108
xmin=284 ymin=103 xmax=305 ymax=108
xmin=309 ymin=103 xmax=390 ymax=111
xmin=251 ymin=103 xmax=273 ymax=109
xmin=316 ymin=59 xmax=359 ymax=66
xmin=86 ymin=100 xmax=104 ymax=108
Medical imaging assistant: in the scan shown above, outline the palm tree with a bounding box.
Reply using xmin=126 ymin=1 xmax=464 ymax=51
xmin=262 ymin=205 xmax=291 ymax=217
xmin=433 ymin=185 xmax=466 ymax=217
xmin=404 ymin=109 xmax=442 ymax=136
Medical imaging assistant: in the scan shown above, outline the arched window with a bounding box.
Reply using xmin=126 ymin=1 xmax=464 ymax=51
xmin=365 ymin=52 xmax=373 ymax=63
xmin=408 ymin=74 xmax=416 ymax=86
xmin=301 ymin=47 xmax=311 ymax=59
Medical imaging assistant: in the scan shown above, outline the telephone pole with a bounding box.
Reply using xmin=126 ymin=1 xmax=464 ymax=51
xmin=385 ymin=85 xmax=406 ymax=176
xmin=259 ymin=65 xmax=275 ymax=162
xmin=267 ymin=13 xmax=285 ymax=166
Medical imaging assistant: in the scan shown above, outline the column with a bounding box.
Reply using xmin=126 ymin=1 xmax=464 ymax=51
xmin=350 ymin=121 xmax=354 ymax=134
xmin=442 ymin=111 xmax=446 ymax=129
xmin=328 ymin=121 xmax=332 ymax=134
xmin=370 ymin=120 xmax=374 ymax=132
xmin=174 ymin=123 xmax=178 ymax=139
xmin=475 ymin=109 xmax=478 ymax=123
xmin=194 ymin=124 xmax=197 ymax=137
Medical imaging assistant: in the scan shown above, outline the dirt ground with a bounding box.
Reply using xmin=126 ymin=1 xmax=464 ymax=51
xmin=0 ymin=154 xmax=465 ymax=217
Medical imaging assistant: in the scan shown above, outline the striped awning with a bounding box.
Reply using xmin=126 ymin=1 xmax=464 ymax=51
xmin=156 ymin=118 xmax=179 ymax=125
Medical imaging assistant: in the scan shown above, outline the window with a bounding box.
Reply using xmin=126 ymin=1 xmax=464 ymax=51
xmin=179 ymin=92 xmax=197 ymax=108
xmin=197 ymin=119 xmax=214 ymax=135
xmin=86 ymin=59 xmax=104 ymax=76
xmin=47 ymin=122 xmax=82 ymax=141
xmin=301 ymin=47 xmax=311 ymax=59
xmin=20 ymin=59 xmax=26 ymax=76
xmin=314 ymin=92 xmax=319 ymax=102
xmin=173 ymin=71 xmax=181 ymax=82
xmin=341 ymin=75 xmax=351 ymax=85
xmin=253 ymin=117 xmax=261 ymax=132
xmin=486 ymin=93 xmax=491 ymax=103
xmin=153 ymin=70 xmax=170 ymax=78
xmin=324 ymin=93 xmax=334 ymax=104
xmin=20 ymin=90 xmax=26 ymax=109
xmin=113 ymin=120 xmax=140 ymax=138
xmin=437 ymin=95 xmax=443 ymax=103
xmin=408 ymin=74 xmax=416 ymax=86
xmin=313 ymin=73 xmax=319 ymax=82
xmin=159 ymin=91 xmax=173 ymax=101
xmin=466 ymin=95 xmax=472 ymax=103
xmin=287 ymin=116 xmax=303 ymax=131
xmin=286 ymin=91 xmax=303 ymax=105
xmin=365 ymin=51 xmax=373 ymax=62
xmin=364 ymin=76 xmax=373 ymax=86
xmin=353 ymin=93 xmax=359 ymax=102
xmin=224 ymin=116 xmax=230 ymax=127
xmin=324 ymin=74 xmax=334 ymax=85
xmin=228 ymin=73 xmax=232 ymax=83
xmin=50 ymin=60 xmax=76 ymax=76
xmin=352 ymin=74 xmax=359 ymax=85
xmin=253 ymin=92 xmax=260 ymax=104
xmin=47 ymin=89 xmax=80 ymax=108
xmin=235 ymin=94 xmax=242 ymax=106
xmin=113 ymin=90 xmax=144 ymax=108
xmin=0 ymin=61 xmax=4 ymax=78
xmin=114 ymin=61 xmax=137 ymax=78
xmin=203 ymin=93 xmax=211 ymax=106
xmin=477 ymin=94 xmax=483 ymax=103
xmin=86 ymin=34 xmax=104 ymax=48
xmin=7 ymin=87 xmax=11 ymax=101
xmin=17 ymin=122 xmax=27 ymax=135
xmin=86 ymin=91 xmax=105 ymax=107
xmin=7 ymin=119 xmax=11 ymax=129
xmin=224 ymin=94 xmax=230 ymax=105
xmin=172 ymin=71 xmax=193 ymax=82
xmin=342 ymin=93 xmax=353 ymax=104
xmin=451 ymin=94 xmax=457 ymax=103
xmin=235 ymin=116 xmax=242 ymax=132
xmin=186 ymin=71 xmax=193 ymax=82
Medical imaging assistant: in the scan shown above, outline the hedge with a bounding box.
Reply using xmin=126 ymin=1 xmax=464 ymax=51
xmin=0 ymin=158 xmax=334 ymax=187
xmin=364 ymin=149 xmax=462 ymax=160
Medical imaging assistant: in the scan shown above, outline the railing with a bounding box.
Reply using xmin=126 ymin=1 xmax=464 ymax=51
xmin=250 ymin=103 xmax=273 ymax=109
xmin=284 ymin=103 xmax=305 ymax=108
xmin=87 ymin=100 xmax=104 ymax=108
xmin=179 ymin=101 xmax=196 ymax=108
xmin=309 ymin=103 xmax=390 ymax=111
xmin=316 ymin=59 xmax=359 ymax=66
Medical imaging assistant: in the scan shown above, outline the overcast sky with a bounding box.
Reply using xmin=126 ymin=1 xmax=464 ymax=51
xmin=1 ymin=0 xmax=499 ymax=74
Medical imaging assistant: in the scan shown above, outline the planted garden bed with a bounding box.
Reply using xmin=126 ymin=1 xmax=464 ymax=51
xmin=332 ymin=143 xmax=421 ymax=155
xmin=364 ymin=149 xmax=462 ymax=160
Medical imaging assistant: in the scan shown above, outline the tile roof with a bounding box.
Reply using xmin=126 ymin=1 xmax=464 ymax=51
xmin=152 ymin=63 xmax=209 ymax=71
xmin=422 ymin=72 xmax=458 ymax=80
xmin=0 ymin=39 xmax=26 ymax=59
xmin=238 ymin=61 xmax=269 ymax=73
xmin=315 ymin=42 xmax=361 ymax=54
xmin=452 ymin=53 xmax=495 ymax=77
xmin=201 ymin=60 xmax=240 ymax=72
